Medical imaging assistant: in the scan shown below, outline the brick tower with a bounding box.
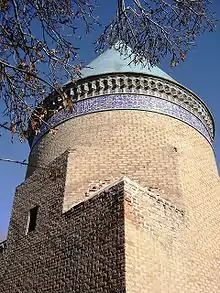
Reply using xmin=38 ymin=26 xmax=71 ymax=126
xmin=1 ymin=45 xmax=220 ymax=293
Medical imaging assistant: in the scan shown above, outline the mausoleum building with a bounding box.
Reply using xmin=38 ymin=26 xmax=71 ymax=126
xmin=0 ymin=46 xmax=220 ymax=293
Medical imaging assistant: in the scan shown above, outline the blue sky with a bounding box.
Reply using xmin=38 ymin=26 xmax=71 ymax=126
xmin=0 ymin=2 xmax=219 ymax=240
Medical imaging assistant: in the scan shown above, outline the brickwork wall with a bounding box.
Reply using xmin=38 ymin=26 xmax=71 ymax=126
xmin=1 ymin=153 xmax=220 ymax=292
xmin=1 ymin=107 xmax=220 ymax=292
xmin=0 ymin=153 xmax=125 ymax=293
xmin=124 ymin=178 xmax=185 ymax=293
xmin=0 ymin=246 xmax=6 ymax=278
xmin=124 ymin=178 xmax=220 ymax=293
xmin=28 ymin=110 xmax=218 ymax=211
xmin=28 ymin=110 xmax=191 ymax=208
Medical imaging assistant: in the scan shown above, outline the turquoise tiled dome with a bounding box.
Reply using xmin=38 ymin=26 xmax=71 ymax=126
xmin=78 ymin=45 xmax=174 ymax=82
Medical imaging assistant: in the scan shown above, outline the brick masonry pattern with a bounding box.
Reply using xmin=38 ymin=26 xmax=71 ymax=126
xmin=0 ymin=152 xmax=125 ymax=293
xmin=1 ymin=143 xmax=220 ymax=292
xmin=1 ymin=73 xmax=220 ymax=292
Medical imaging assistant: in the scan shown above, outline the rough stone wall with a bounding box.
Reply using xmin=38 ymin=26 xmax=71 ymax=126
xmin=0 ymin=153 xmax=125 ymax=293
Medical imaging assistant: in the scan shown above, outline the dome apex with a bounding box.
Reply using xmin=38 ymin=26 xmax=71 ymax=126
xmin=78 ymin=44 xmax=174 ymax=81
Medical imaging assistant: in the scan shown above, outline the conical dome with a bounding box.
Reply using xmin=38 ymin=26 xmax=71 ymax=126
xmin=78 ymin=45 xmax=174 ymax=82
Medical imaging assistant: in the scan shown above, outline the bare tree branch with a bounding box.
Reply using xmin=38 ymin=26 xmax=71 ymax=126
xmin=0 ymin=0 xmax=217 ymax=142
xmin=0 ymin=0 xmax=98 ymax=139
xmin=96 ymin=0 xmax=216 ymax=66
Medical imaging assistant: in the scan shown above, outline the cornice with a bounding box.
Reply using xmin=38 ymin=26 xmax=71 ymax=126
xmin=65 ymin=73 xmax=215 ymax=140
xmin=29 ymin=73 xmax=214 ymax=146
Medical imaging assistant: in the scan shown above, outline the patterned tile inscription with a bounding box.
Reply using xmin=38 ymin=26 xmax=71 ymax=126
xmin=31 ymin=94 xmax=211 ymax=148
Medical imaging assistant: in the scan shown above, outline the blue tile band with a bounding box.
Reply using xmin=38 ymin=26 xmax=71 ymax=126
xmin=31 ymin=94 xmax=211 ymax=148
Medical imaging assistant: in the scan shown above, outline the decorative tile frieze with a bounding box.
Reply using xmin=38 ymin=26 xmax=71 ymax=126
xmin=43 ymin=74 xmax=214 ymax=141
xmin=31 ymin=94 xmax=212 ymax=148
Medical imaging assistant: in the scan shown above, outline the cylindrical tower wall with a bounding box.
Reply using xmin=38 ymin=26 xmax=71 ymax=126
xmin=27 ymin=73 xmax=218 ymax=209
